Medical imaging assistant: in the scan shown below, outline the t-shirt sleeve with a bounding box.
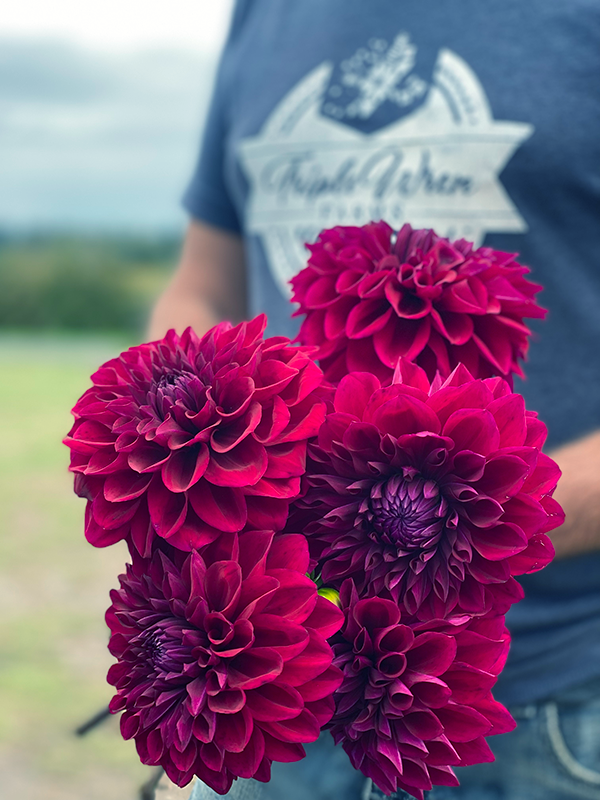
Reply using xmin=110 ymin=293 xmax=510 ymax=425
xmin=182 ymin=0 xmax=253 ymax=233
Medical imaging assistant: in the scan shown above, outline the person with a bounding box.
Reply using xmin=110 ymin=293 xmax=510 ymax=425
xmin=149 ymin=1 xmax=600 ymax=798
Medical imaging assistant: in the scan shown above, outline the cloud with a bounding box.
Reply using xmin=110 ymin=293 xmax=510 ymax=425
xmin=0 ymin=38 xmax=219 ymax=230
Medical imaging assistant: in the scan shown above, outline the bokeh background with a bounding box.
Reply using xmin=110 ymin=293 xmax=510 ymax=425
xmin=0 ymin=3 xmax=234 ymax=797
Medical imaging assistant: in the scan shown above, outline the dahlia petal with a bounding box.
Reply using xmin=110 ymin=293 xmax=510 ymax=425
xmin=245 ymin=496 xmax=289 ymax=531
xmin=147 ymin=482 xmax=187 ymax=538
xmin=443 ymin=408 xmax=500 ymax=455
xmin=245 ymin=682 xmax=304 ymax=722
xmin=205 ymin=561 xmax=242 ymax=616
xmin=392 ymin=358 xmax=431 ymax=394
xmin=347 ymin=337 xmax=395 ymax=382
xmin=375 ymin=624 xmax=414 ymax=655
xmin=396 ymin=756 xmax=432 ymax=792
xmin=539 ymin=495 xmax=565 ymax=533
xmin=261 ymin=707 xmax=320 ymax=743
xmin=346 ymin=299 xmax=393 ymax=339
xmin=407 ymin=676 xmax=452 ymax=709
xmin=353 ymin=598 xmax=400 ymax=631
xmin=214 ymin=373 xmax=255 ymax=419
xmin=501 ymin=494 xmax=548 ymax=533
xmin=244 ymin=475 xmax=301 ymax=499
xmin=210 ymin=402 xmax=262 ymax=453
xmin=467 ymin=553 xmax=511 ymax=584
xmin=208 ymin=689 xmax=246 ymax=714
xmin=302 ymin=595 xmax=344 ymax=639
xmin=263 ymin=571 xmax=317 ymax=622
xmin=403 ymin=709 xmax=444 ymax=741
xmin=442 ymin=665 xmax=496 ymax=703
xmin=272 ymin=397 xmax=326 ymax=444
xmin=278 ymin=630 xmax=335 ymax=686
xmin=266 ymin=534 xmax=309 ymax=574
xmin=373 ymin=316 xmax=431 ymax=368
xmin=434 ymin=703 xmax=492 ymax=742
xmin=85 ymin=449 xmax=128 ymax=475
xmin=427 ymin=381 xmax=494 ymax=427
xmin=476 ymin=454 xmax=530 ymax=499
xmin=405 ymin=633 xmax=456 ymax=677
xmin=92 ymin=492 xmax=141 ymax=530
xmin=214 ymin=706 xmax=253 ymax=753
xmin=385 ymin=281 xmax=431 ymax=320
xmin=251 ymin=615 xmax=309 ymax=661
xmin=261 ymin=732 xmax=306 ymax=763
xmin=199 ymin=741 xmax=223 ymax=772
xmin=487 ymin=393 xmax=527 ymax=447
xmin=166 ymin=516 xmax=222 ymax=552
xmin=431 ymin=309 xmax=474 ymax=345
xmin=191 ymin=762 xmax=232 ymax=794
xmin=427 ymin=765 xmax=460 ymax=787
xmin=324 ymin=296 xmax=358 ymax=340
xmin=84 ymin=507 xmax=127 ymax=547
xmin=227 ymin=648 xmax=284 ymax=690
xmin=263 ymin=441 xmax=307 ymax=480
xmin=472 ymin=696 xmax=516 ymax=735
xmin=160 ymin=445 xmax=209 ymax=493
xmin=471 ymin=522 xmax=528 ymax=561
xmin=377 ymin=737 xmax=404 ymax=774
xmin=254 ymin=395 xmax=291 ymax=444
xmin=507 ymin=533 xmax=555 ymax=574
xmin=440 ymin=276 xmax=488 ymax=314
xmin=460 ymin=495 xmax=505 ymax=527
xmin=189 ymin=481 xmax=247 ymax=532
xmin=335 ymin=373 xmax=382 ymax=419
xmin=68 ymin=420 xmax=115 ymax=449
xmin=453 ymin=736 xmax=495 ymax=766
xmin=524 ymin=414 xmax=548 ymax=448
xmin=223 ymin=726 xmax=266 ymax=778
xmin=186 ymin=677 xmax=207 ymax=716
xmin=304 ymin=275 xmax=339 ymax=308
xmin=472 ymin=318 xmax=514 ymax=376
xmin=127 ymin=444 xmax=171 ymax=473
xmin=521 ymin=452 xmax=561 ymax=499
xmin=369 ymin=394 xmax=441 ymax=438
xmin=192 ymin=709 xmax=216 ymax=743
xmin=204 ymin=437 xmax=268 ymax=487
xmin=296 ymin=665 xmax=343 ymax=702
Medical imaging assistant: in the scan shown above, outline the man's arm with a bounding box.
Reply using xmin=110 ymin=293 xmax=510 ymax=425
xmin=148 ymin=218 xmax=246 ymax=339
xmin=547 ymin=429 xmax=600 ymax=559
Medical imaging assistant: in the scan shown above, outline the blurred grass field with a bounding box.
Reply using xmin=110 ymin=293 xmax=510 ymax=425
xmin=0 ymin=333 xmax=155 ymax=800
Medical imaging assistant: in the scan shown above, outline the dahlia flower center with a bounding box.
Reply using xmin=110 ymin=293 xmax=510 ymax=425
xmin=141 ymin=621 xmax=190 ymax=673
xmin=367 ymin=473 xmax=447 ymax=551
xmin=150 ymin=369 xmax=202 ymax=417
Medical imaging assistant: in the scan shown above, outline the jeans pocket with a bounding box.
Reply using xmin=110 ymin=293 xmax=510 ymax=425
xmin=543 ymin=699 xmax=600 ymax=788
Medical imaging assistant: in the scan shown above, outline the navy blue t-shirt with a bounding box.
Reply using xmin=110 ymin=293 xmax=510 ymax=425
xmin=183 ymin=0 xmax=600 ymax=709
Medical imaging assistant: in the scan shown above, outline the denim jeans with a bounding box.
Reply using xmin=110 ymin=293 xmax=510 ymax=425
xmin=190 ymin=682 xmax=600 ymax=800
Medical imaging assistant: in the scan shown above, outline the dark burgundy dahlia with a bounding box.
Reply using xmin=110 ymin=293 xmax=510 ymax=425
xmin=106 ymin=531 xmax=343 ymax=793
xmin=64 ymin=316 xmax=327 ymax=554
xmin=291 ymin=361 xmax=563 ymax=620
xmin=329 ymin=585 xmax=515 ymax=799
xmin=291 ymin=222 xmax=546 ymax=385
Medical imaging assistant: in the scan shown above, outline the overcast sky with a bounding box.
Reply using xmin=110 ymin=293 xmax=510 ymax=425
xmin=1 ymin=0 xmax=233 ymax=54
xmin=0 ymin=1 xmax=234 ymax=232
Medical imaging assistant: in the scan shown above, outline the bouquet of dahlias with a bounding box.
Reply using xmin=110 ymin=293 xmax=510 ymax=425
xmin=65 ymin=222 xmax=563 ymax=800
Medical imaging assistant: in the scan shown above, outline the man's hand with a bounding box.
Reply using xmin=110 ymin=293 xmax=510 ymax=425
xmin=547 ymin=429 xmax=600 ymax=559
xmin=148 ymin=219 xmax=246 ymax=340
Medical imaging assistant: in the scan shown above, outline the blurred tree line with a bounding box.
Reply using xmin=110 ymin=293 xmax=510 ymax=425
xmin=0 ymin=232 xmax=180 ymax=332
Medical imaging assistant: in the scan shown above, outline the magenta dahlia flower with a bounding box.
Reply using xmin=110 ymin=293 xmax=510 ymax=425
xmin=328 ymin=584 xmax=514 ymax=799
xmin=290 ymin=361 xmax=563 ymax=620
xmin=291 ymin=222 xmax=546 ymax=385
xmin=106 ymin=531 xmax=344 ymax=793
xmin=64 ymin=316 xmax=327 ymax=555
